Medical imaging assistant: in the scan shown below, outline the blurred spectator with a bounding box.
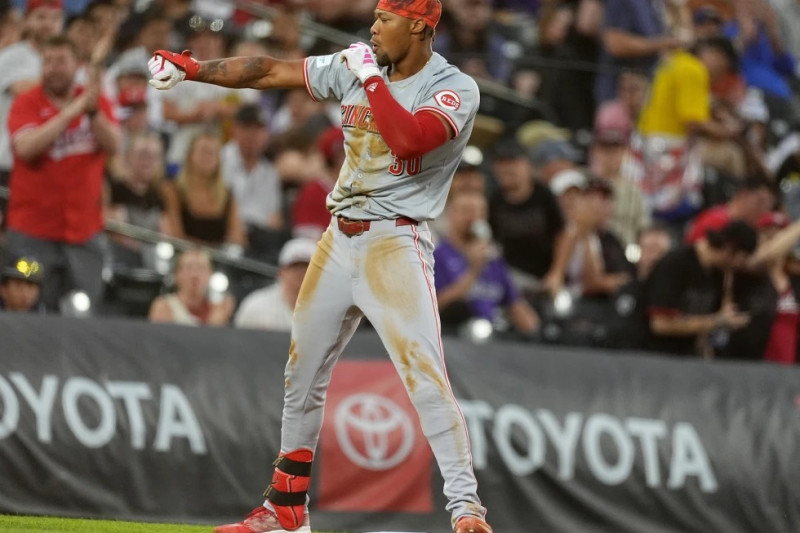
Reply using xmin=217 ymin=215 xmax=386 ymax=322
xmin=162 ymin=22 xmax=237 ymax=170
xmin=738 ymin=88 xmax=771 ymax=167
xmin=430 ymin=146 xmax=487 ymax=241
xmin=222 ymin=104 xmax=283 ymax=253
xmin=5 ymin=35 xmax=120 ymax=310
xmin=0 ymin=0 xmax=64 ymax=205
xmin=85 ymin=0 xmax=119 ymax=32
xmin=0 ymin=0 xmax=22 ymax=50
xmin=111 ymin=52 xmax=151 ymax=129
xmin=726 ymin=0 xmax=797 ymax=119
xmin=597 ymin=70 xmax=649 ymax=131
xmin=488 ymin=139 xmax=564 ymax=293
xmin=685 ymin=176 xmax=776 ymax=243
xmin=435 ymin=0 xmax=512 ymax=83
xmin=261 ymin=7 xmax=305 ymax=60
xmin=234 ymin=238 xmax=316 ymax=331
xmin=590 ymin=104 xmax=650 ymax=247
xmin=633 ymin=37 xmax=742 ymax=230
xmin=105 ymin=7 xmax=171 ymax=133
xmin=530 ymin=138 xmax=581 ymax=186
xmin=0 ymin=255 xmax=43 ymax=312
xmin=595 ymin=0 xmax=685 ymax=103
xmin=747 ymin=212 xmax=800 ymax=363
xmin=692 ymin=5 xmax=725 ymax=40
xmin=148 ymin=248 xmax=234 ymax=326
xmin=64 ymin=12 xmax=96 ymax=83
xmin=603 ymin=224 xmax=674 ymax=349
xmin=435 ymin=190 xmax=539 ymax=335
xmin=546 ymin=177 xmax=633 ymax=298
xmin=304 ymin=0 xmax=374 ymax=34
xmin=106 ymin=132 xmax=167 ymax=267
xmin=771 ymin=0 xmax=800 ymax=66
xmin=270 ymin=87 xmax=333 ymax=137
xmin=644 ymin=220 xmax=757 ymax=357
xmin=637 ymin=224 xmax=675 ymax=280
xmin=291 ymin=126 xmax=343 ymax=240
xmin=162 ymin=132 xmax=247 ymax=247
xmin=535 ymin=0 xmax=603 ymax=131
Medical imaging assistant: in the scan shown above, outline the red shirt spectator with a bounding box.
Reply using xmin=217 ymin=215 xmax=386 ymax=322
xmin=685 ymin=177 xmax=775 ymax=244
xmin=292 ymin=180 xmax=333 ymax=236
xmin=684 ymin=205 xmax=730 ymax=244
xmin=7 ymin=86 xmax=116 ymax=243
xmin=291 ymin=126 xmax=343 ymax=239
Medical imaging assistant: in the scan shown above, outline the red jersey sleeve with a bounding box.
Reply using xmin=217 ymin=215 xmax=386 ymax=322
xmin=7 ymin=87 xmax=43 ymax=142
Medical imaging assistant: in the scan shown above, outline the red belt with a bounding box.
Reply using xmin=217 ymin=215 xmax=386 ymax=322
xmin=336 ymin=216 xmax=417 ymax=237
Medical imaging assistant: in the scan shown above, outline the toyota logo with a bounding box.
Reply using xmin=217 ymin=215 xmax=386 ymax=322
xmin=334 ymin=393 xmax=415 ymax=471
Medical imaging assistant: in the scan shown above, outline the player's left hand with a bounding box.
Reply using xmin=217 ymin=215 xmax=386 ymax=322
xmin=340 ymin=42 xmax=381 ymax=85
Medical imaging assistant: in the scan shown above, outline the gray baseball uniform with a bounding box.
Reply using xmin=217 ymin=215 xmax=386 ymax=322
xmin=279 ymin=50 xmax=485 ymax=526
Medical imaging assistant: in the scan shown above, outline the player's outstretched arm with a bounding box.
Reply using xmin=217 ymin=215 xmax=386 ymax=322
xmin=148 ymin=50 xmax=306 ymax=91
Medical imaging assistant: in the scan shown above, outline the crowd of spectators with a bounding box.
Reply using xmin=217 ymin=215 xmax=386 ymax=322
xmin=3 ymin=0 xmax=800 ymax=365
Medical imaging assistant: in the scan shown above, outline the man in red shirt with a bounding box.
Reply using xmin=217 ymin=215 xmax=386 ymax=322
xmin=685 ymin=176 xmax=775 ymax=243
xmin=4 ymin=35 xmax=120 ymax=310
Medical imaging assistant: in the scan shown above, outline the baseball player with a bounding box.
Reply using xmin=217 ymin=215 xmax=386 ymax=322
xmin=148 ymin=1 xmax=491 ymax=532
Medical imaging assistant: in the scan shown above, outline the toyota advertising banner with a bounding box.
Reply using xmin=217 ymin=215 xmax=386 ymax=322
xmin=1 ymin=313 xmax=800 ymax=532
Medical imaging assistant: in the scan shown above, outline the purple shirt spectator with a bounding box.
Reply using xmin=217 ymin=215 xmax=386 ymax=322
xmin=434 ymin=238 xmax=521 ymax=323
xmin=595 ymin=0 xmax=667 ymax=103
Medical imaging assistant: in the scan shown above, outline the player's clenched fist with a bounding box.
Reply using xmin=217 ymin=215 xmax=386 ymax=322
xmin=340 ymin=42 xmax=381 ymax=84
xmin=148 ymin=50 xmax=199 ymax=90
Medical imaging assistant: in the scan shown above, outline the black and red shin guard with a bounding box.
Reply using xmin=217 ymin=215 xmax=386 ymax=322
xmin=263 ymin=449 xmax=313 ymax=530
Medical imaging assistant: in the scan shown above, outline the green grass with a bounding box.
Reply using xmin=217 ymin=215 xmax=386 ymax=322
xmin=0 ymin=515 xmax=339 ymax=532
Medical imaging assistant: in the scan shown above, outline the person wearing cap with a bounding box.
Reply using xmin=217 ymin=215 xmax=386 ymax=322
xmin=685 ymin=176 xmax=776 ymax=244
xmin=147 ymin=0 xmax=494 ymax=531
xmin=5 ymin=34 xmax=121 ymax=311
xmin=644 ymin=220 xmax=758 ymax=357
xmin=0 ymin=256 xmax=43 ymax=312
xmin=589 ymin=104 xmax=650 ymax=248
xmin=545 ymin=176 xmax=634 ymax=298
xmin=234 ymin=238 xmax=316 ymax=331
xmin=221 ymin=103 xmax=284 ymax=244
xmin=148 ymin=247 xmax=234 ymax=326
xmin=530 ymin=138 xmax=581 ymax=186
xmin=489 ymin=138 xmax=565 ymax=296
xmin=0 ymin=0 xmax=64 ymax=184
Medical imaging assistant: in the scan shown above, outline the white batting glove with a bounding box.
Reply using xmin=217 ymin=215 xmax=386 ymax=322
xmin=340 ymin=42 xmax=381 ymax=85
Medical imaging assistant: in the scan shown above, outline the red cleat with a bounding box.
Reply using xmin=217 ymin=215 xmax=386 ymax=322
xmin=455 ymin=515 xmax=494 ymax=533
xmin=214 ymin=505 xmax=310 ymax=533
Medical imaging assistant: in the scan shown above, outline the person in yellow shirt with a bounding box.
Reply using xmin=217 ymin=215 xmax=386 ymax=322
xmin=630 ymin=37 xmax=741 ymax=226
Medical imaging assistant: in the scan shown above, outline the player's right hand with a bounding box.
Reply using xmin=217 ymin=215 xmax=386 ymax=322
xmin=148 ymin=50 xmax=199 ymax=90
xmin=340 ymin=42 xmax=381 ymax=85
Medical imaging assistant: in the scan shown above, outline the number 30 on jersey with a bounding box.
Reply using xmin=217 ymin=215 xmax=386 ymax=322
xmin=388 ymin=153 xmax=422 ymax=176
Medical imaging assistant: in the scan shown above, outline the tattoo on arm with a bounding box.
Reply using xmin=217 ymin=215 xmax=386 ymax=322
xmin=196 ymin=56 xmax=274 ymax=89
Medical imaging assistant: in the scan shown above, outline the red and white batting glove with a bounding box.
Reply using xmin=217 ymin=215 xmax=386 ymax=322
xmin=340 ymin=42 xmax=381 ymax=85
xmin=148 ymin=50 xmax=199 ymax=90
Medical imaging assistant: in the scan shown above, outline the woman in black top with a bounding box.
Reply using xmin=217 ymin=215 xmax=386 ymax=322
xmin=162 ymin=132 xmax=247 ymax=248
